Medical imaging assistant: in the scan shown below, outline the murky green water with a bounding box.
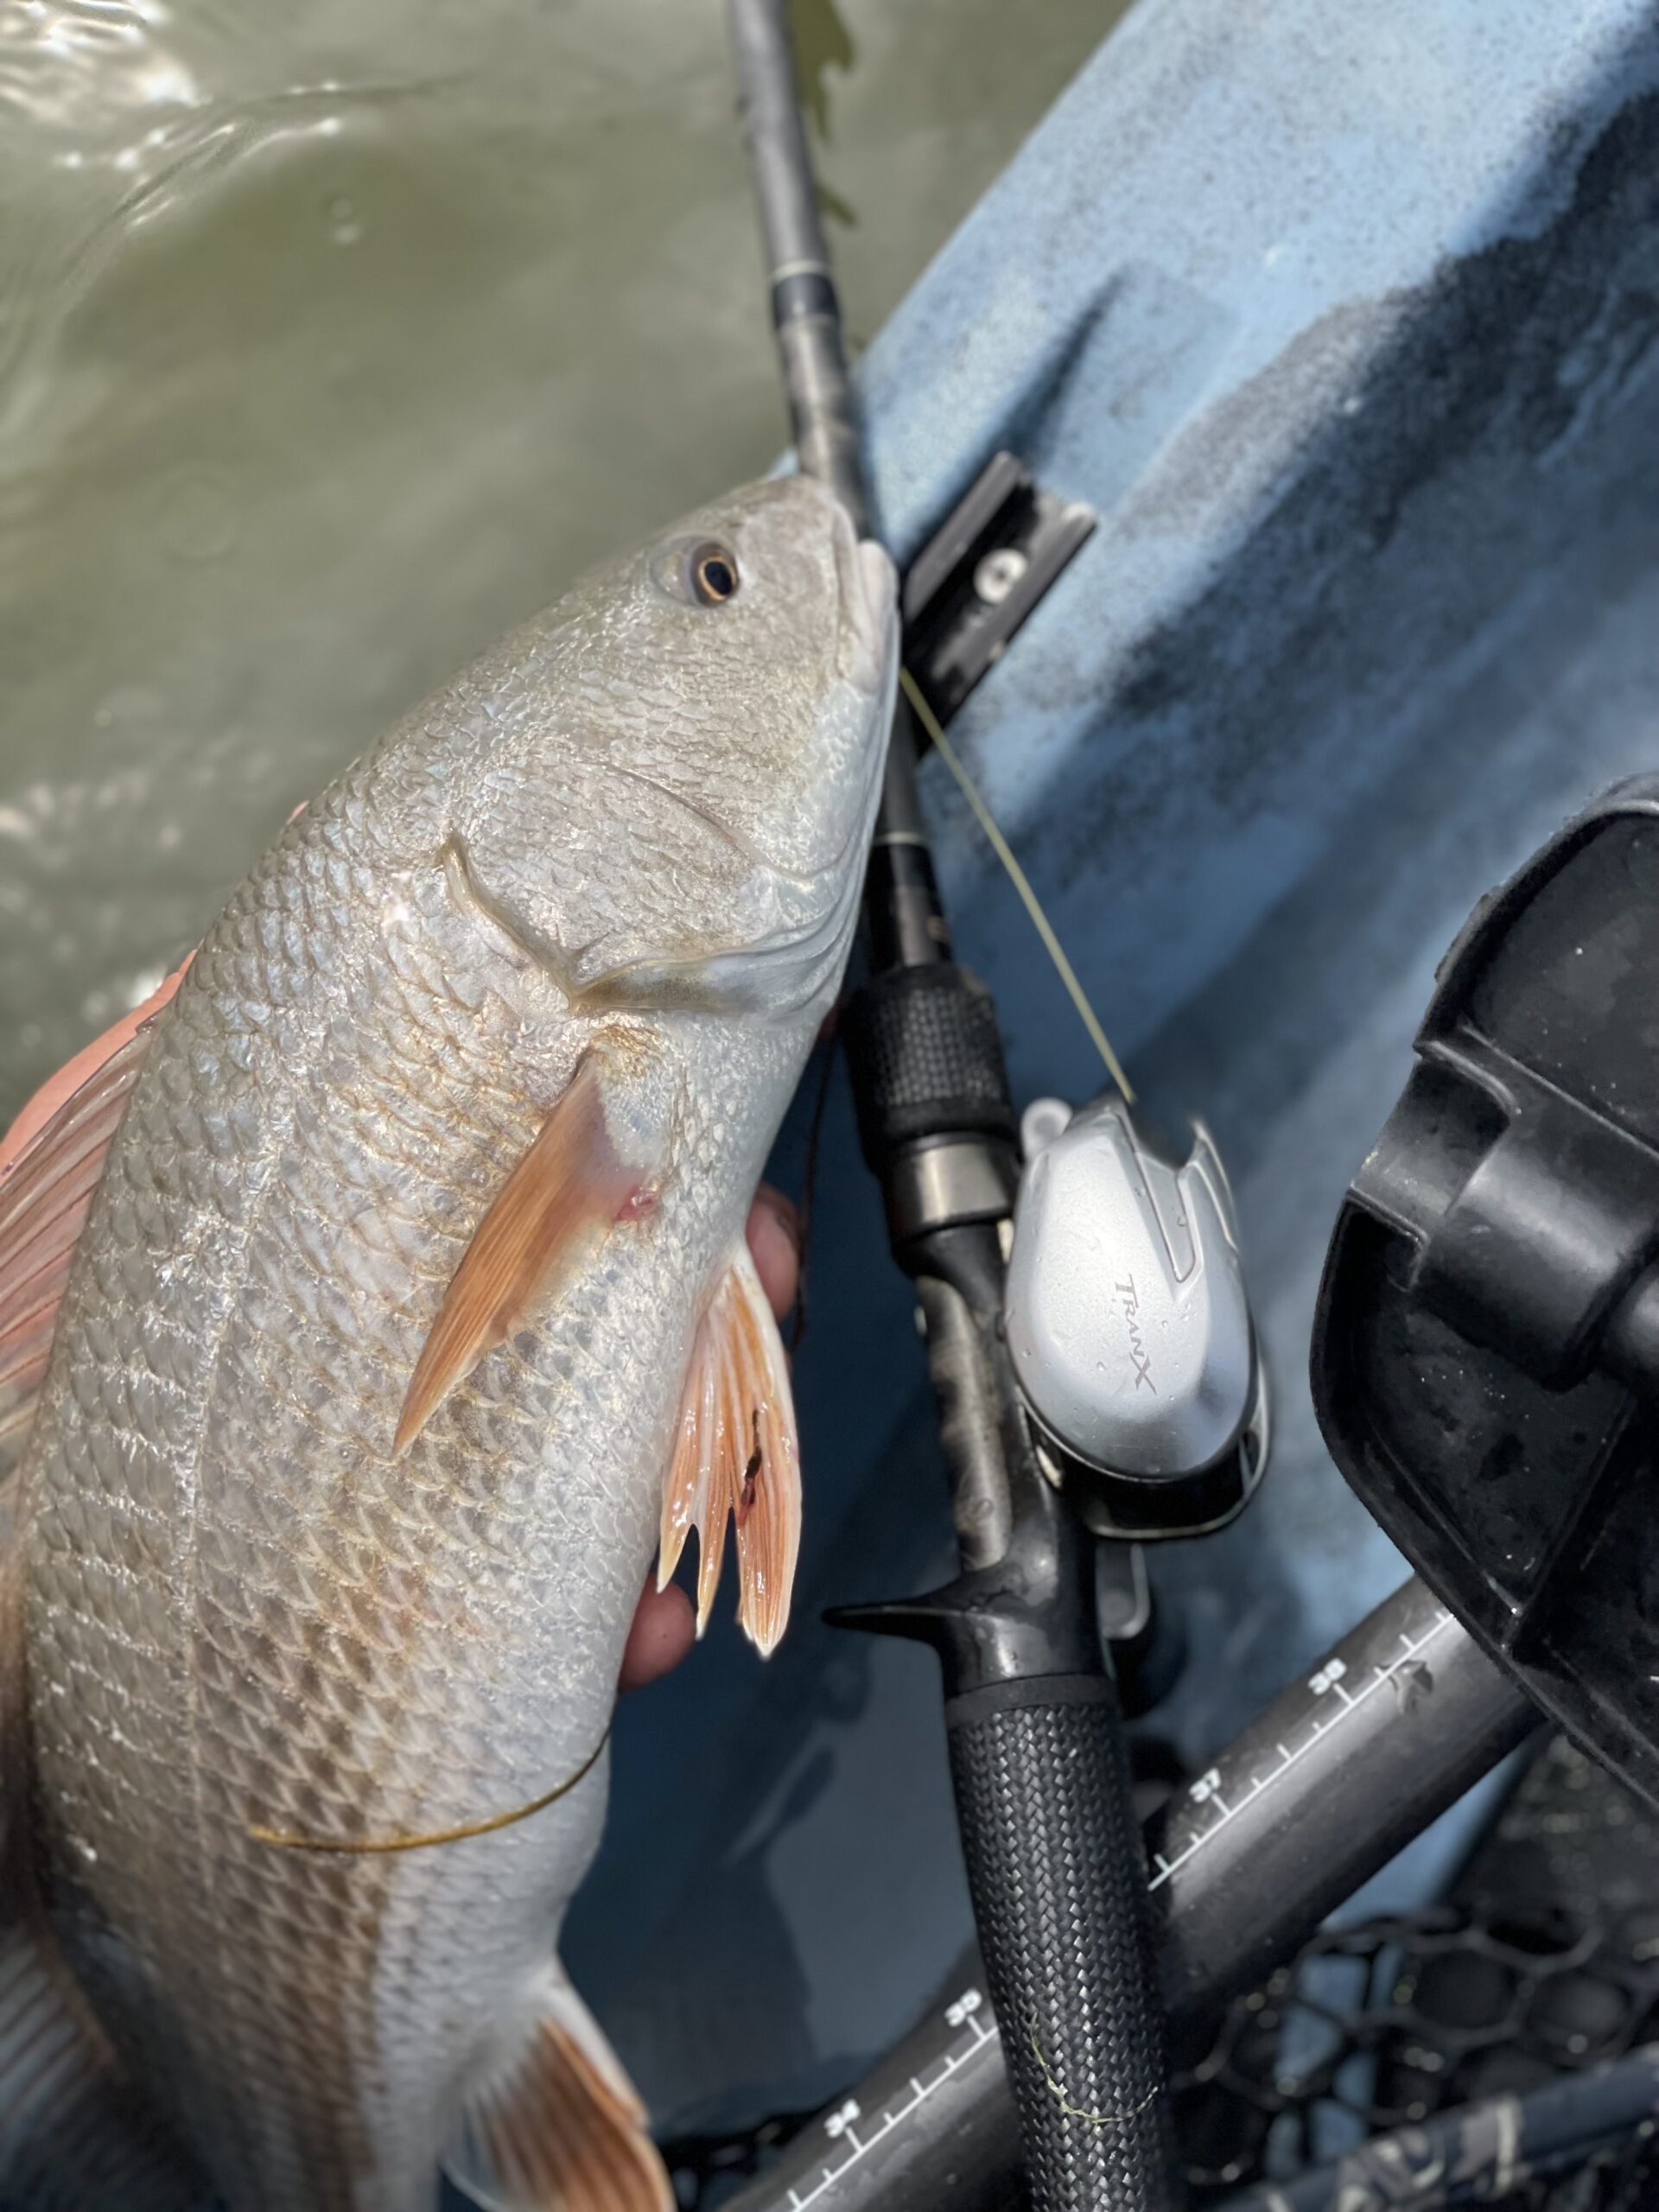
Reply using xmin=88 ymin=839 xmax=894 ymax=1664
xmin=0 ymin=0 xmax=1115 ymax=1124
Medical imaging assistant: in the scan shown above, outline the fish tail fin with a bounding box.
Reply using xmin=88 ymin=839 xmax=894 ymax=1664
xmin=0 ymin=1891 xmax=203 ymax=2212
xmin=443 ymin=1966 xmax=671 ymax=2212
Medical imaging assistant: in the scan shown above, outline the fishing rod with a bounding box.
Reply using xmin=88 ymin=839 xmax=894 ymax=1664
xmin=728 ymin=8 xmax=1179 ymax=2209
xmin=709 ymin=1575 xmax=1534 ymax=2212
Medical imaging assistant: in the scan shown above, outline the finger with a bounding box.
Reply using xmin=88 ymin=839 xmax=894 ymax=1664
xmin=745 ymin=1184 xmax=801 ymax=1325
xmin=619 ymin=1580 xmax=696 ymax=1693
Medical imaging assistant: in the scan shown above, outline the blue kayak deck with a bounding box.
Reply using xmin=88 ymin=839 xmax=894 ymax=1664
xmin=569 ymin=0 xmax=1659 ymax=2136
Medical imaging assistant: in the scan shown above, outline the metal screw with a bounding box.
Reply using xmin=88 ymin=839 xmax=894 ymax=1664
xmin=973 ymin=545 xmax=1028 ymax=606
xmin=1020 ymin=1096 xmax=1073 ymax=1159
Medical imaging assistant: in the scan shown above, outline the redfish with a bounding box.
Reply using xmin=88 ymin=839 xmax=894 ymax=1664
xmin=0 ymin=474 xmax=897 ymax=2212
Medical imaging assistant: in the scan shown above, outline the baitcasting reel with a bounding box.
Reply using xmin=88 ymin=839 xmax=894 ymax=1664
xmin=1004 ymin=1093 xmax=1269 ymax=1541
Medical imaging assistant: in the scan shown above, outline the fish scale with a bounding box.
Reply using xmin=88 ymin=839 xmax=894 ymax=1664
xmin=4 ymin=473 xmax=896 ymax=2211
xmin=34 ymin=836 xmax=613 ymax=2202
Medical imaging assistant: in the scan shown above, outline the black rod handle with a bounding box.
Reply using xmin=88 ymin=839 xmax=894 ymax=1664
xmin=720 ymin=1579 xmax=1535 ymax=2212
xmin=947 ymin=1675 xmax=1179 ymax=2212
xmin=833 ymin=1270 xmax=1182 ymax=2212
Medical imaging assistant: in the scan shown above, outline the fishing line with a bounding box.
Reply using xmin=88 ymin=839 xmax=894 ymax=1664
xmin=247 ymin=1723 xmax=611 ymax=1855
xmin=1027 ymin=2021 xmax=1163 ymax=2130
xmin=899 ymin=667 xmax=1135 ymax=1106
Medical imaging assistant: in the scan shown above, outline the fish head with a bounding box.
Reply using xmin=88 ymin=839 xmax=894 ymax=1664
xmin=446 ymin=474 xmax=898 ymax=1020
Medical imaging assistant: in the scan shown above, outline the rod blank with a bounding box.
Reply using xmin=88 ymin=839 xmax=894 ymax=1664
xmin=727 ymin=0 xmax=868 ymax=528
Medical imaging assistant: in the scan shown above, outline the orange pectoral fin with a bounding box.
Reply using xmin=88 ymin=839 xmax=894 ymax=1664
xmin=394 ymin=1054 xmax=653 ymax=1457
xmin=659 ymin=1239 xmax=801 ymax=1656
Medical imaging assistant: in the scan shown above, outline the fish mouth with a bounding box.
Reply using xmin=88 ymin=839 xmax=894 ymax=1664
xmin=588 ymin=836 xmax=874 ymax=1018
xmin=580 ymin=700 xmax=890 ymax=1018
xmin=563 ymin=620 xmax=895 ymax=1019
xmin=830 ymin=503 xmax=897 ymax=696
xmin=671 ymin=579 xmax=895 ymax=1013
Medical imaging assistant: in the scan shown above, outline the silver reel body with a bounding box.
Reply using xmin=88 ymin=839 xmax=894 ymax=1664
xmin=1004 ymin=1094 xmax=1268 ymax=1539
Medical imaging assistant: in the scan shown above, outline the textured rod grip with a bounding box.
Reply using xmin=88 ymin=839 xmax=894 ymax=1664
xmin=946 ymin=1685 xmax=1178 ymax=2212
xmin=842 ymin=964 xmax=1016 ymax=1167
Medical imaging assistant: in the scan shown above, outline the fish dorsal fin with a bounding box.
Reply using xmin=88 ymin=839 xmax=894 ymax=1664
xmin=0 ymin=963 xmax=202 ymax=2212
xmin=0 ymin=964 xmax=187 ymax=1484
xmin=658 ymin=1239 xmax=800 ymax=1656
xmin=444 ymin=1968 xmax=672 ymax=2212
xmin=395 ymin=1053 xmax=658 ymax=1457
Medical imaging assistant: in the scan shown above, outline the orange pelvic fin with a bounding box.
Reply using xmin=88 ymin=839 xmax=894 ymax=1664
xmin=659 ymin=1239 xmax=800 ymax=1656
xmin=444 ymin=1968 xmax=672 ymax=2212
xmin=394 ymin=1053 xmax=654 ymax=1457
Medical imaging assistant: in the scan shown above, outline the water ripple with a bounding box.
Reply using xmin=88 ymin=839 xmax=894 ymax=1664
xmin=0 ymin=0 xmax=202 ymax=135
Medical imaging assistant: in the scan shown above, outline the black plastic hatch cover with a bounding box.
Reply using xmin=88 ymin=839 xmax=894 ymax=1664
xmin=1312 ymin=777 xmax=1659 ymax=1810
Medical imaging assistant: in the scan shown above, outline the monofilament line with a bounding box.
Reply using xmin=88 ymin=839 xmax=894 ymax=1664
xmin=899 ymin=668 xmax=1135 ymax=1105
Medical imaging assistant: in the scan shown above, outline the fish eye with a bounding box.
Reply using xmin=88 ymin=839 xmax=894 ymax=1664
xmin=649 ymin=535 xmax=744 ymax=609
xmin=690 ymin=541 xmax=740 ymax=607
